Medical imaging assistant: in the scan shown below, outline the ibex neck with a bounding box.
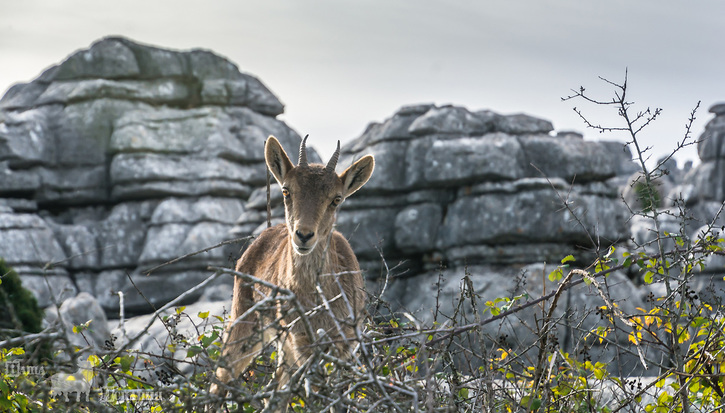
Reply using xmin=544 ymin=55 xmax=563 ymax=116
xmin=289 ymin=236 xmax=331 ymax=283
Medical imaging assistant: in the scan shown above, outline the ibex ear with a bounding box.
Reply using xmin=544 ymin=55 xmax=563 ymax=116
xmin=340 ymin=155 xmax=374 ymax=198
xmin=265 ymin=136 xmax=293 ymax=185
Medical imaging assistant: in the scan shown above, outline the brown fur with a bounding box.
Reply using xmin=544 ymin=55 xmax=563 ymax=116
xmin=212 ymin=136 xmax=374 ymax=397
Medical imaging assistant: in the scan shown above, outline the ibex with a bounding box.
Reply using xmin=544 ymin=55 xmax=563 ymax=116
xmin=212 ymin=135 xmax=374 ymax=401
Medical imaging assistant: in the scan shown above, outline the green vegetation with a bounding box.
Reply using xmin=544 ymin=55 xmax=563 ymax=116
xmin=0 ymin=259 xmax=43 ymax=338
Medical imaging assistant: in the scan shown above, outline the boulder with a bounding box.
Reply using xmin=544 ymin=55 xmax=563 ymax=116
xmin=44 ymin=292 xmax=111 ymax=350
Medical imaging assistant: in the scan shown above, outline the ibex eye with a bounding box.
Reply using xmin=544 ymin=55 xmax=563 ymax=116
xmin=282 ymin=188 xmax=290 ymax=198
xmin=332 ymin=196 xmax=342 ymax=207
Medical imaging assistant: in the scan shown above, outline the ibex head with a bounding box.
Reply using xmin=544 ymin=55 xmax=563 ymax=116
xmin=265 ymin=135 xmax=374 ymax=255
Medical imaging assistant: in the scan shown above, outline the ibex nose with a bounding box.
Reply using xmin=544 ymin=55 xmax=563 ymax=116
xmin=295 ymin=230 xmax=315 ymax=244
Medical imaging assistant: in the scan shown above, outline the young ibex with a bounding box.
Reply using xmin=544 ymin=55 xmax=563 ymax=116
xmin=212 ymin=135 xmax=374 ymax=398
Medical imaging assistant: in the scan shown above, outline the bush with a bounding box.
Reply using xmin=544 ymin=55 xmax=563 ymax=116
xmin=0 ymin=259 xmax=43 ymax=338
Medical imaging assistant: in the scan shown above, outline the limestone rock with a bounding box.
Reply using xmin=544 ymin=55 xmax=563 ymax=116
xmin=0 ymin=37 xmax=300 ymax=314
xmin=337 ymin=104 xmax=633 ymax=281
xmin=45 ymin=292 xmax=111 ymax=350
xmin=394 ymin=203 xmax=443 ymax=253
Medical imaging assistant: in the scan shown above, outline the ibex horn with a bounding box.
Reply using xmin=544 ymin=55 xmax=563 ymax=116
xmin=298 ymin=135 xmax=309 ymax=167
xmin=326 ymin=140 xmax=341 ymax=173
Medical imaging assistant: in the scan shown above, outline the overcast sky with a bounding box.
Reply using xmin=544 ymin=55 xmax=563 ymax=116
xmin=2 ymin=1 xmax=723 ymax=166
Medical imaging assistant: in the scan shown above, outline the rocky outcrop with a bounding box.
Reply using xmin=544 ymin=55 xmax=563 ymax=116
xmin=339 ymin=105 xmax=643 ymax=333
xmin=0 ymin=37 xmax=309 ymax=314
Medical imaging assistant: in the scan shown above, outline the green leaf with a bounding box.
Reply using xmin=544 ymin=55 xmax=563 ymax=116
xmin=119 ymin=355 xmax=134 ymax=372
xmin=175 ymin=306 xmax=186 ymax=315
xmin=644 ymin=271 xmax=654 ymax=284
xmin=561 ymin=255 xmax=576 ymax=264
xmin=548 ymin=267 xmax=563 ymax=282
xmin=200 ymin=331 xmax=219 ymax=348
xmin=186 ymin=345 xmax=203 ymax=358
xmin=198 ymin=311 xmax=209 ymax=319
xmin=458 ymin=387 xmax=469 ymax=400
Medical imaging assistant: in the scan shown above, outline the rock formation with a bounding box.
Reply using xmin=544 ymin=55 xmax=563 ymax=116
xmin=4 ymin=39 xmax=721 ymax=367
xmin=0 ymin=37 xmax=311 ymax=314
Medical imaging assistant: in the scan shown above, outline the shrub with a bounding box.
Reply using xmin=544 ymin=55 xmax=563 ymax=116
xmin=0 ymin=258 xmax=43 ymax=338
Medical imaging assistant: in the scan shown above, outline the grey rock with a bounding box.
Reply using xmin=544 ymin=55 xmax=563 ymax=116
xmin=341 ymin=140 xmax=408 ymax=192
xmin=137 ymin=223 xmax=192 ymax=267
xmin=446 ymin=243 xmax=585 ymax=266
xmin=21 ymin=274 xmax=77 ymax=308
xmin=335 ymin=207 xmax=400 ymax=259
xmin=245 ymin=185 xmax=283 ymax=210
xmin=0 ymin=82 xmax=50 ymax=110
xmin=150 ymin=197 xmax=245 ymax=225
xmin=111 ymin=180 xmax=253 ymax=201
xmin=408 ymin=105 xmax=494 ymax=136
xmin=697 ymin=122 xmax=725 ymax=162
xmin=684 ymin=161 xmax=725 ymax=202
xmin=54 ymin=99 xmax=149 ymax=167
xmin=460 ymin=177 xmax=569 ymax=197
xmin=138 ymin=222 xmax=229 ymax=268
xmin=0 ymin=37 xmax=306 ymax=316
xmin=438 ymin=189 xmax=629 ymax=249
xmin=96 ymin=202 xmax=156 ymax=269
xmin=120 ymin=39 xmax=187 ymax=78
xmin=198 ymin=284 xmax=233 ymax=303
xmin=494 ymin=113 xmax=554 ymax=135
xmin=93 ymin=270 xmax=126 ymax=314
xmin=0 ymin=106 xmax=57 ymax=167
xmin=0 ymin=199 xmax=37 ymax=212
xmin=0 ymin=213 xmax=67 ymax=266
xmin=36 ymin=166 xmax=107 ymax=204
xmin=421 ymin=133 xmax=527 ymax=185
xmin=54 ymin=37 xmax=141 ymax=80
xmin=115 ymin=270 xmax=229 ymax=314
xmin=519 ymin=135 xmax=623 ymax=181
xmin=394 ymin=203 xmax=442 ymax=253
xmin=110 ymin=152 xmax=258 ymax=186
xmin=709 ymin=103 xmax=725 ymax=115
xmin=111 ymin=106 xmax=244 ymax=157
xmin=234 ymin=209 xmax=268 ymax=225
xmin=36 ymin=79 xmax=190 ymax=106
xmin=49 ymin=223 xmax=99 ymax=270
xmin=45 ymin=292 xmax=111 ymax=350
xmin=0 ymin=164 xmax=40 ymax=195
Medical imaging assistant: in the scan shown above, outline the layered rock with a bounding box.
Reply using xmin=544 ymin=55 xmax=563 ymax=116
xmin=0 ymin=37 xmax=309 ymax=313
xmin=338 ymin=103 xmax=638 ymax=313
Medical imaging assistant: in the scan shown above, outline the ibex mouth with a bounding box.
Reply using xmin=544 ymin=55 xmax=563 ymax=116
xmin=292 ymin=243 xmax=315 ymax=255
